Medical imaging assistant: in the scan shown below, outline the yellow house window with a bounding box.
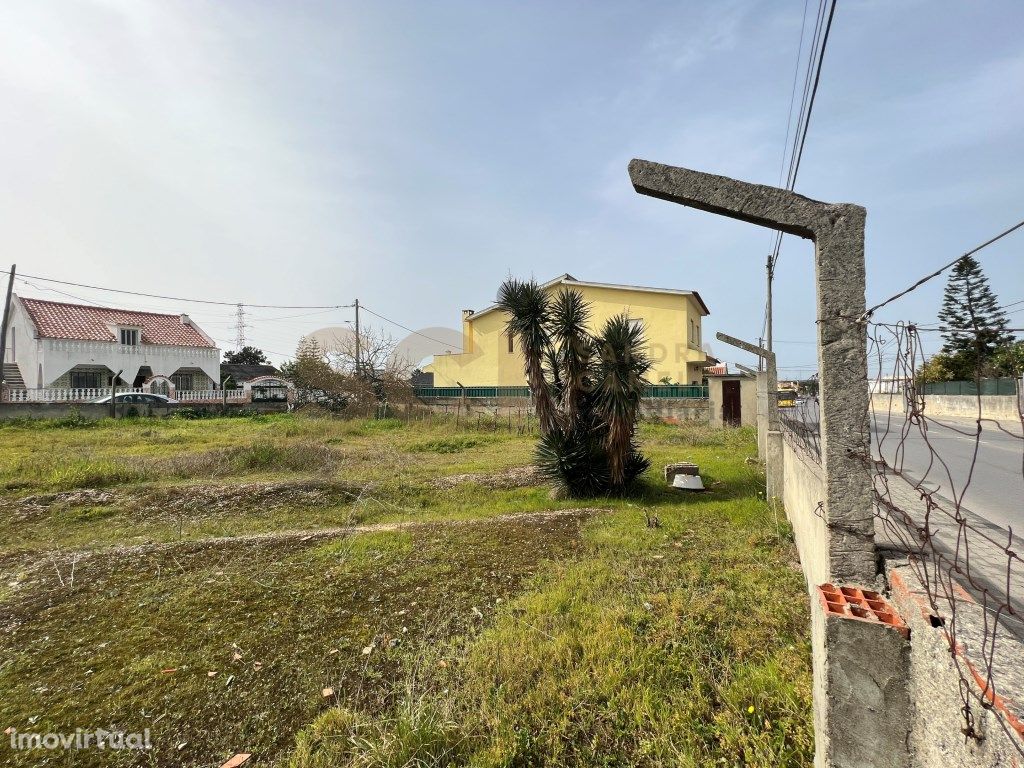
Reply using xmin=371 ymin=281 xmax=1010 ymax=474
xmin=507 ymin=333 xmax=514 ymax=354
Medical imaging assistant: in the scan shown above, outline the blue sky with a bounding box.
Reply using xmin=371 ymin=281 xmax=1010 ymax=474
xmin=1 ymin=1 xmax=1021 ymax=374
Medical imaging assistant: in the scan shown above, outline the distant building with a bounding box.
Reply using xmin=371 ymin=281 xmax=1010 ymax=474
xmin=3 ymin=296 xmax=220 ymax=390
xmin=424 ymin=274 xmax=710 ymax=387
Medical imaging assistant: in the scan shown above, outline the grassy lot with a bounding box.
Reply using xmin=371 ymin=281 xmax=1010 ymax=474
xmin=0 ymin=412 xmax=812 ymax=767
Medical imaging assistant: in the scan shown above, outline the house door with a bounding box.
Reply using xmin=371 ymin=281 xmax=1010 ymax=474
xmin=722 ymin=380 xmax=741 ymax=426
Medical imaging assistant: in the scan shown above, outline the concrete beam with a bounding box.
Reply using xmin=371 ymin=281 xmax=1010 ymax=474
xmin=631 ymin=159 xmax=873 ymax=585
xmin=734 ymin=363 xmax=757 ymax=378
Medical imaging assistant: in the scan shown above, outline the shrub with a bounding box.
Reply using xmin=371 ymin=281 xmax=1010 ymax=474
xmin=497 ymin=279 xmax=651 ymax=497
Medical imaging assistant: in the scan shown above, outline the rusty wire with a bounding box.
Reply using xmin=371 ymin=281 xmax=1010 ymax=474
xmin=777 ymin=315 xmax=1023 ymax=751
xmin=779 ymin=394 xmax=822 ymax=463
xmin=866 ymin=319 xmax=1023 ymax=751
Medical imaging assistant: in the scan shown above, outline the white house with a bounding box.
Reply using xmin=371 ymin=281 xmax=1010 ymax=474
xmin=2 ymin=295 xmax=221 ymax=392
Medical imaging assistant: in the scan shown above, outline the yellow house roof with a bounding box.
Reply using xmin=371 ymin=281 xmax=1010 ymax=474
xmin=467 ymin=273 xmax=710 ymax=320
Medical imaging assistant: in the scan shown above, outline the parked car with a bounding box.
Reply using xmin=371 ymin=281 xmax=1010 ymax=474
xmin=92 ymin=393 xmax=179 ymax=405
xmin=776 ymin=390 xmax=797 ymax=408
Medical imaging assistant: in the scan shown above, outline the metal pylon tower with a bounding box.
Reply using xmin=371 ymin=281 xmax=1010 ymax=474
xmin=234 ymin=303 xmax=247 ymax=350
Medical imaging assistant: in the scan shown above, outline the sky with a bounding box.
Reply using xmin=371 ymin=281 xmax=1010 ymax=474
xmin=1 ymin=0 xmax=1022 ymax=376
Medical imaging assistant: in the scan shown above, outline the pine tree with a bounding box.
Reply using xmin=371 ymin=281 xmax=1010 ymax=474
xmin=937 ymin=255 xmax=1011 ymax=373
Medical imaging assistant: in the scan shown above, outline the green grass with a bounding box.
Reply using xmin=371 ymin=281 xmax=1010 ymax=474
xmin=0 ymin=413 xmax=812 ymax=767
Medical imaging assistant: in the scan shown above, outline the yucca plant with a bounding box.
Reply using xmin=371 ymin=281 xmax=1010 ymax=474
xmin=496 ymin=278 xmax=651 ymax=497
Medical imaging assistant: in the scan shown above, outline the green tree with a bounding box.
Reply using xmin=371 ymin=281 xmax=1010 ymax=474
xmin=916 ymin=352 xmax=960 ymax=384
xmin=224 ymin=346 xmax=270 ymax=365
xmin=287 ymin=337 xmax=350 ymax=411
xmin=496 ymin=278 xmax=650 ymax=497
xmin=937 ymin=255 xmax=1011 ymax=373
xmin=992 ymin=340 xmax=1024 ymax=378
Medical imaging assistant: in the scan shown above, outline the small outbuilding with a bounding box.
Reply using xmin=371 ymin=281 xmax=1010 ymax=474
xmin=220 ymin=363 xmax=280 ymax=389
xmin=706 ymin=372 xmax=757 ymax=427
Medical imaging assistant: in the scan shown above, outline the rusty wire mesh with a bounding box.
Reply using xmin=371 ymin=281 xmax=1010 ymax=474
xmin=779 ymin=393 xmax=821 ymax=463
xmin=866 ymin=318 xmax=1023 ymax=750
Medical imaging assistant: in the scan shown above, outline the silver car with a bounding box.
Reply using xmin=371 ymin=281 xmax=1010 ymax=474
xmin=92 ymin=393 xmax=179 ymax=405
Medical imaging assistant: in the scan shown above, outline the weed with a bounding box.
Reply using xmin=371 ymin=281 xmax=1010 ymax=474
xmin=408 ymin=436 xmax=492 ymax=454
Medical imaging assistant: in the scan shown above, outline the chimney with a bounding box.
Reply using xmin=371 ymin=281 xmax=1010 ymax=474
xmin=461 ymin=309 xmax=474 ymax=354
xmin=180 ymin=314 xmax=191 ymax=326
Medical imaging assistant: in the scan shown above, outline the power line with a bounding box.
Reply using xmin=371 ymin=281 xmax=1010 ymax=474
xmin=0 ymin=267 xmax=354 ymax=310
xmin=765 ymin=0 xmax=837 ymax=352
xmin=359 ymin=304 xmax=462 ymax=350
xmin=775 ymin=0 xmax=812 ymax=190
xmin=770 ymin=0 xmax=837 ymax=274
xmin=861 ymin=217 xmax=1024 ymax=320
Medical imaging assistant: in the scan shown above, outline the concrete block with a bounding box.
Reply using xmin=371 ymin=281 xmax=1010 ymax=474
xmin=664 ymin=462 xmax=699 ymax=483
xmin=813 ymin=583 xmax=912 ymax=768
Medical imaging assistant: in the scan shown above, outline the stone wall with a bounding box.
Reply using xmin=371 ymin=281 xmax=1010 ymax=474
xmin=416 ymin=396 xmax=711 ymax=424
xmin=0 ymin=401 xmax=289 ymax=421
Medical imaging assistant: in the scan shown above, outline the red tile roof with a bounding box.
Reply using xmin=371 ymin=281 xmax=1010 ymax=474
xmin=19 ymin=297 xmax=215 ymax=347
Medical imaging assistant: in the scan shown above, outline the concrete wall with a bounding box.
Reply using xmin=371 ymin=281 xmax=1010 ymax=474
xmin=922 ymin=394 xmax=1020 ymax=421
xmin=870 ymin=392 xmax=906 ymax=416
xmin=782 ymin=435 xmax=829 ymax=590
xmin=0 ymin=401 xmax=288 ymax=421
xmin=870 ymin=392 xmax=1021 ymax=422
xmin=707 ymin=375 xmax=757 ymax=427
xmin=885 ymin=559 xmax=1024 ymax=766
xmin=415 ymin=395 xmax=711 ymax=424
xmin=5 ymin=296 xmax=42 ymax=387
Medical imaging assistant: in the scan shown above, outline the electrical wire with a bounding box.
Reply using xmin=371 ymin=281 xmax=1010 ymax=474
xmin=861 ymin=217 xmax=1024 ymax=320
xmin=0 ymin=267 xmax=354 ymax=310
xmin=358 ymin=304 xmax=462 ymax=350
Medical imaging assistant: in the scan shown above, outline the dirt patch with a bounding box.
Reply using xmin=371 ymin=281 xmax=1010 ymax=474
xmin=0 ymin=510 xmax=595 ymax=768
xmin=10 ymin=488 xmax=121 ymax=510
xmin=431 ymin=465 xmax=545 ymax=490
xmin=2 ymin=480 xmax=362 ymax=523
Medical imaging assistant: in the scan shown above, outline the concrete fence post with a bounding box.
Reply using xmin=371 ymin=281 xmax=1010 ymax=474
xmin=630 ymin=160 xmax=907 ymax=768
xmin=714 ymin=332 xmax=783 ymax=499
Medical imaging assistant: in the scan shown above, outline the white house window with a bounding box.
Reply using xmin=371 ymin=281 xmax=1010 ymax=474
xmin=119 ymin=328 xmax=139 ymax=346
xmin=70 ymin=371 xmax=103 ymax=389
xmin=171 ymin=373 xmax=193 ymax=391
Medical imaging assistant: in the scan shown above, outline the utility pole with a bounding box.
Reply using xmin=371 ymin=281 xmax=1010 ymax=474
xmin=353 ymin=299 xmax=361 ymax=376
xmin=0 ymin=264 xmax=15 ymax=383
xmin=765 ymin=254 xmax=774 ymax=353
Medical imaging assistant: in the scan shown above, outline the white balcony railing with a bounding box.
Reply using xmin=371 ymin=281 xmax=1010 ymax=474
xmin=44 ymin=339 xmax=219 ymax=358
xmin=175 ymin=389 xmax=248 ymax=403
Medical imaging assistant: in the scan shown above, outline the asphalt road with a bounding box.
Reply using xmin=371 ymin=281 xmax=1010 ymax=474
xmin=785 ymin=402 xmax=1023 ymax=622
xmin=872 ymin=411 xmax=1024 ymax=542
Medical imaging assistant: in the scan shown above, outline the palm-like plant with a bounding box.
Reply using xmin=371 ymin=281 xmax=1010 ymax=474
xmin=496 ymin=278 xmax=651 ymax=497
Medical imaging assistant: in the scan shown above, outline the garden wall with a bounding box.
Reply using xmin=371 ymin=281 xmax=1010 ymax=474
xmin=415 ymin=396 xmax=710 ymax=424
xmin=0 ymin=401 xmax=289 ymax=421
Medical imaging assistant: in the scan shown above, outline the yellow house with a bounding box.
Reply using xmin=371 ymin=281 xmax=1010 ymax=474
xmin=424 ymin=274 xmax=709 ymax=387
